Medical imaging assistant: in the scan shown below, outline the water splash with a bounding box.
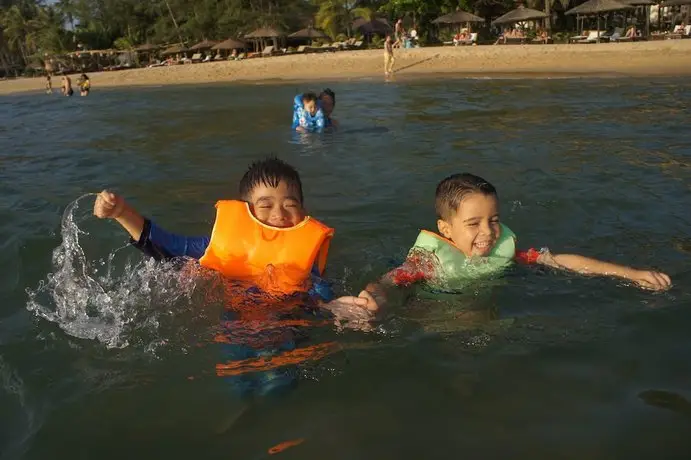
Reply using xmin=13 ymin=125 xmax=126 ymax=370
xmin=26 ymin=194 xmax=197 ymax=349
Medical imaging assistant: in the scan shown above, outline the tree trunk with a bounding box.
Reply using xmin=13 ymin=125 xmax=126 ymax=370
xmin=545 ymin=0 xmax=552 ymax=35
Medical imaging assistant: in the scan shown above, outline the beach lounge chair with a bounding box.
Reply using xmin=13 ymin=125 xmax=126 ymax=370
xmin=577 ymin=30 xmax=603 ymax=44
xmin=190 ymin=53 xmax=202 ymax=63
xmin=213 ymin=53 xmax=223 ymax=61
xmin=569 ymin=30 xmax=590 ymax=43
xmin=261 ymin=45 xmax=275 ymax=57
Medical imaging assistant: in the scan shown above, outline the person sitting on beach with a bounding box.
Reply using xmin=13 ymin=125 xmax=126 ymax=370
xmin=292 ymin=92 xmax=326 ymax=133
xmin=625 ymin=25 xmax=638 ymax=38
xmin=78 ymin=74 xmax=90 ymax=96
xmin=535 ymin=27 xmax=549 ymax=43
xmin=61 ymin=75 xmax=73 ymax=97
xmin=334 ymin=173 xmax=672 ymax=316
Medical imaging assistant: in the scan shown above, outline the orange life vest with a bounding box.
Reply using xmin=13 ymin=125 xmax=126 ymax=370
xmin=198 ymin=200 xmax=333 ymax=295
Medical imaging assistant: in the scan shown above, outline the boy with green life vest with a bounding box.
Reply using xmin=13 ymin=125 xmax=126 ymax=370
xmin=334 ymin=173 xmax=672 ymax=315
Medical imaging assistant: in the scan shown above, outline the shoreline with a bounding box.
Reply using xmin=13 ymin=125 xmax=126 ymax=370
xmin=2 ymin=41 xmax=691 ymax=95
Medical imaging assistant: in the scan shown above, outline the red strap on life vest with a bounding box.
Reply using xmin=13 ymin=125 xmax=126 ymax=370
xmin=515 ymin=248 xmax=540 ymax=265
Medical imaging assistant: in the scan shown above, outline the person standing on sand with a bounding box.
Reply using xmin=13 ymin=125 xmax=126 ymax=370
xmin=394 ymin=19 xmax=404 ymax=48
xmin=384 ymin=35 xmax=395 ymax=77
xmin=45 ymin=75 xmax=52 ymax=94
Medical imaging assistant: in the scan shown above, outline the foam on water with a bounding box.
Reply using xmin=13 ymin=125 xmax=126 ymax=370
xmin=26 ymin=194 xmax=197 ymax=349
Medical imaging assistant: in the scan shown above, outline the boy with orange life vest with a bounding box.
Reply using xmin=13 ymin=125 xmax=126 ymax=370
xmin=93 ymin=157 xmax=369 ymax=394
xmin=93 ymin=157 xmax=350 ymax=300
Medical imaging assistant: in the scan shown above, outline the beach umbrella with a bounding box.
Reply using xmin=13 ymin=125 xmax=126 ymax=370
xmin=566 ymin=0 xmax=633 ymax=42
xmin=491 ymin=5 xmax=547 ymax=26
xmin=432 ymin=10 xmax=485 ymax=24
xmin=620 ymin=0 xmax=653 ymax=4
xmin=244 ymin=27 xmax=284 ymax=38
xmin=565 ymin=0 xmax=633 ymax=15
xmin=244 ymin=27 xmax=285 ymax=52
xmin=161 ymin=44 xmax=187 ymax=55
xmin=660 ymin=0 xmax=691 ymax=5
xmin=352 ymin=17 xmax=393 ymax=36
xmin=188 ymin=39 xmax=218 ymax=51
xmin=134 ymin=43 xmax=159 ymax=52
xmin=288 ymin=27 xmax=329 ymax=39
xmin=211 ymin=38 xmax=246 ymax=50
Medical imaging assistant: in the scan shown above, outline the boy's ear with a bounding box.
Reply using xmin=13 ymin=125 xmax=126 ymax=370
xmin=437 ymin=219 xmax=452 ymax=239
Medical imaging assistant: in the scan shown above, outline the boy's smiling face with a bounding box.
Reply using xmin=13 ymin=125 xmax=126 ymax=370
xmin=437 ymin=192 xmax=501 ymax=257
xmin=247 ymin=180 xmax=305 ymax=228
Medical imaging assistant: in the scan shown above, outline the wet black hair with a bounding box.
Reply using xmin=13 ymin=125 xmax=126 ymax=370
xmin=320 ymin=88 xmax=335 ymax=106
xmin=239 ymin=157 xmax=304 ymax=204
xmin=301 ymin=92 xmax=318 ymax=104
xmin=435 ymin=173 xmax=497 ymax=221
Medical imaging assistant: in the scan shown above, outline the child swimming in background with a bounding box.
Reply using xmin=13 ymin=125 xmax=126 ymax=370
xmin=78 ymin=74 xmax=90 ymax=96
xmin=338 ymin=173 xmax=671 ymax=313
xmin=61 ymin=75 xmax=73 ymax=97
xmin=93 ymin=157 xmax=368 ymax=395
xmin=292 ymin=92 xmax=325 ymax=133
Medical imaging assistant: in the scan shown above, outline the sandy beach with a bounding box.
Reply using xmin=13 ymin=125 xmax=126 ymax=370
xmin=2 ymin=40 xmax=691 ymax=95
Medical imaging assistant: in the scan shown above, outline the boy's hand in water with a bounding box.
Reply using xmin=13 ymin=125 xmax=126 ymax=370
xmin=322 ymin=293 xmax=379 ymax=332
xmin=631 ymin=270 xmax=672 ymax=291
xmin=93 ymin=190 xmax=125 ymax=219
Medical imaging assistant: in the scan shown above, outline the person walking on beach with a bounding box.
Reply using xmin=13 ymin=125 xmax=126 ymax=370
xmin=384 ymin=35 xmax=395 ymax=77
xmin=45 ymin=75 xmax=52 ymax=94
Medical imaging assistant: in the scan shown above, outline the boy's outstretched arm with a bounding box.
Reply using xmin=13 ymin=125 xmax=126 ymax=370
xmin=323 ymin=255 xmax=429 ymax=323
xmin=536 ymin=250 xmax=671 ymax=291
xmin=93 ymin=190 xmax=210 ymax=260
xmin=94 ymin=190 xmax=145 ymax=240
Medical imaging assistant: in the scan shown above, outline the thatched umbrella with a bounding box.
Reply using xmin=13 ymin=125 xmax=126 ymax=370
xmin=134 ymin=43 xmax=159 ymax=52
xmin=660 ymin=0 xmax=691 ymax=5
xmin=566 ymin=0 xmax=633 ymax=41
xmin=161 ymin=44 xmax=187 ymax=56
xmin=433 ymin=10 xmax=485 ymax=34
xmin=566 ymin=0 xmax=633 ymax=15
xmin=352 ymin=17 xmax=392 ymax=37
xmin=491 ymin=5 xmax=548 ymax=26
xmin=212 ymin=38 xmax=246 ymax=50
xmin=188 ymin=39 xmax=218 ymax=51
xmin=244 ymin=27 xmax=284 ymax=52
xmin=289 ymin=27 xmax=329 ymax=39
xmin=432 ymin=10 xmax=485 ymax=24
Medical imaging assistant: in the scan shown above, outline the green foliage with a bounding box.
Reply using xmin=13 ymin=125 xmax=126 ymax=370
xmin=0 ymin=0 xmax=577 ymax=73
xmin=314 ymin=0 xmax=372 ymax=38
xmin=113 ymin=36 xmax=132 ymax=50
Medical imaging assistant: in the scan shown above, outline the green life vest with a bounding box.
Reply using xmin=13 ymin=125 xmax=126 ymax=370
xmin=409 ymin=223 xmax=516 ymax=292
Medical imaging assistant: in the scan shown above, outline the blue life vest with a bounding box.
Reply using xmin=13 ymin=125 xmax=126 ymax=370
xmin=292 ymin=94 xmax=326 ymax=132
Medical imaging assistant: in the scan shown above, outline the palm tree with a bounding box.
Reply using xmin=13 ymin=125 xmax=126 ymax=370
xmin=314 ymin=0 xmax=373 ymax=38
xmin=526 ymin=0 xmax=571 ymax=35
